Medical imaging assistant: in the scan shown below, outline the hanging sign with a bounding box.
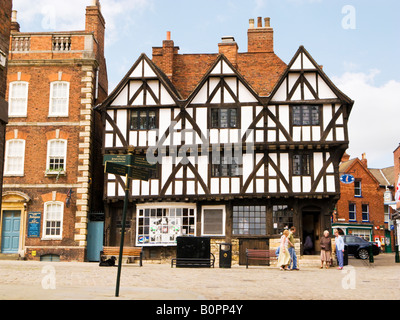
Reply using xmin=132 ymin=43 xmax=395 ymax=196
xmin=340 ymin=174 xmax=355 ymax=184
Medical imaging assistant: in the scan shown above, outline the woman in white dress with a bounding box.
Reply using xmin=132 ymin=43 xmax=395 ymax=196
xmin=277 ymin=229 xmax=292 ymax=270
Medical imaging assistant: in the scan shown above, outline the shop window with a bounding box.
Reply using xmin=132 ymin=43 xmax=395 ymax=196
xmin=233 ymin=206 xmax=266 ymax=235
xmin=272 ymin=205 xmax=293 ymax=234
xmin=136 ymin=205 xmax=196 ymax=246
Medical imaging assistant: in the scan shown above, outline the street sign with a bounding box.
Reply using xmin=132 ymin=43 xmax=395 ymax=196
xmin=104 ymin=161 xmax=152 ymax=181
xmin=340 ymin=174 xmax=355 ymax=184
xmin=103 ymin=154 xmax=132 ymax=166
xmin=103 ymin=154 xmax=157 ymax=170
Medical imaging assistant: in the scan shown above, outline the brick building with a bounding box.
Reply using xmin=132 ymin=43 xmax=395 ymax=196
xmin=0 ymin=0 xmax=12 ymax=225
xmin=0 ymin=0 xmax=108 ymax=261
xmin=334 ymin=153 xmax=395 ymax=251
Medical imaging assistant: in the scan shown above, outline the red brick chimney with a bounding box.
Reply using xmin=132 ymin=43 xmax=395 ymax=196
xmin=85 ymin=0 xmax=105 ymax=59
xmin=152 ymin=31 xmax=179 ymax=81
xmin=10 ymin=10 xmax=20 ymax=32
xmin=218 ymin=36 xmax=238 ymax=67
xmin=248 ymin=17 xmax=274 ymax=53
xmin=361 ymin=153 xmax=368 ymax=167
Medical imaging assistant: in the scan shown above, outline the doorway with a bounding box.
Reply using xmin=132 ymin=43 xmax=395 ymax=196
xmin=302 ymin=209 xmax=321 ymax=255
xmin=1 ymin=211 xmax=21 ymax=253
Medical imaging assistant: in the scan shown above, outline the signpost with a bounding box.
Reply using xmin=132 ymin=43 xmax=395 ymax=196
xmin=103 ymin=149 xmax=156 ymax=297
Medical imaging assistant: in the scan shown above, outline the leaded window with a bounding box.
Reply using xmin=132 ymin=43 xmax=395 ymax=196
xmin=232 ymin=206 xmax=266 ymax=235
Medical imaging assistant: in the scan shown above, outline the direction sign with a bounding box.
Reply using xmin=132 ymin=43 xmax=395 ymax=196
xmin=104 ymin=161 xmax=152 ymax=181
xmin=103 ymin=154 xmax=132 ymax=166
xmin=340 ymin=174 xmax=355 ymax=184
xmin=131 ymin=155 xmax=157 ymax=170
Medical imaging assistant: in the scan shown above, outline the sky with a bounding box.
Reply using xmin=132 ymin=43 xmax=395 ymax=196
xmin=11 ymin=0 xmax=400 ymax=171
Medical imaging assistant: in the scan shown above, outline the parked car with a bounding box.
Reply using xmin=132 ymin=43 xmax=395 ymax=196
xmin=343 ymin=235 xmax=380 ymax=260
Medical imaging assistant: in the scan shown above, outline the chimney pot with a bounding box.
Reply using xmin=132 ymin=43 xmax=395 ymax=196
xmin=257 ymin=17 xmax=262 ymax=28
xmin=264 ymin=17 xmax=270 ymax=28
xmin=166 ymin=31 xmax=171 ymax=41
xmin=11 ymin=10 xmax=17 ymax=22
xmin=249 ymin=19 xmax=255 ymax=29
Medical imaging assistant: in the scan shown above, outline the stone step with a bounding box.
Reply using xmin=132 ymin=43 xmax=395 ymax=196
xmin=0 ymin=253 xmax=20 ymax=260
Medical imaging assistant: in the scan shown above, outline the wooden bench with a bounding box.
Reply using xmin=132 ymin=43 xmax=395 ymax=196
xmin=245 ymin=249 xmax=277 ymax=268
xmin=100 ymin=246 xmax=143 ymax=266
xmin=171 ymin=253 xmax=215 ymax=268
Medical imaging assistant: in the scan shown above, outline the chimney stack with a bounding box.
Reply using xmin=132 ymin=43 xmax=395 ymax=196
xmin=247 ymin=16 xmax=274 ymax=53
xmin=85 ymin=0 xmax=105 ymax=58
xmin=218 ymin=36 xmax=238 ymax=67
xmin=11 ymin=10 xmax=20 ymax=32
xmin=361 ymin=153 xmax=368 ymax=167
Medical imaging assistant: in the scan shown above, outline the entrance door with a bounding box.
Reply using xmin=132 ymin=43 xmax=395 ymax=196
xmin=239 ymin=239 xmax=269 ymax=266
xmin=1 ymin=211 xmax=21 ymax=253
xmin=87 ymin=221 xmax=104 ymax=262
xmin=302 ymin=210 xmax=321 ymax=255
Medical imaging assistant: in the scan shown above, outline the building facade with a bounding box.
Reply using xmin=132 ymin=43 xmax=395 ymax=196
xmin=0 ymin=0 xmax=108 ymax=261
xmin=97 ymin=17 xmax=354 ymax=263
xmin=0 ymin=0 xmax=12 ymax=229
xmin=334 ymin=153 xmax=395 ymax=251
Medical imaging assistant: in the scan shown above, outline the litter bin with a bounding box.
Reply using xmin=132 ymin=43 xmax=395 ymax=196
xmin=219 ymin=243 xmax=232 ymax=268
xmin=343 ymin=245 xmax=348 ymax=266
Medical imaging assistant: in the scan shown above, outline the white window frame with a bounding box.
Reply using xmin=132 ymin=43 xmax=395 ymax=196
xmin=201 ymin=205 xmax=226 ymax=236
xmin=49 ymin=81 xmax=69 ymax=117
xmin=46 ymin=139 xmax=67 ymax=174
xmin=4 ymin=139 xmax=25 ymax=176
xmin=8 ymin=81 xmax=28 ymax=117
xmin=43 ymin=201 xmax=64 ymax=240
xmin=135 ymin=203 xmax=197 ymax=247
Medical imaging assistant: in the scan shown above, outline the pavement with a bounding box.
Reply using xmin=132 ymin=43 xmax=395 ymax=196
xmin=0 ymin=253 xmax=399 ymax=301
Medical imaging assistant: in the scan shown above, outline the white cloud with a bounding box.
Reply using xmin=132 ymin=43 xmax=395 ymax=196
xmin=332 ymin=70 xmax=400 ymax=168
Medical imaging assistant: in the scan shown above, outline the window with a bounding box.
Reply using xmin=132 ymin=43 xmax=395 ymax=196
xmin=4 ymin=139 xmax=25 ymax=176
xmin=384 ymin=205 xmax=390 ymax=224
xmin=136 ymin=205 xmax=196 ymax=246
xmin=361 ymin=204 xmax=369 ymax=222
xmin=43 ymin=202 xmax=63 ymax=239
xmin=47 ymin=140 xmax=67 ymax=173
xmin=49 ymin=81 xmax=69 ymax=116
xmin=354 ymin=180 xmax=362 ymax=197
xmin=293 ymin=154 xmax=311 ymax=176
xmin=211 ymin=156 xmax=240 ymax=177
xmin=349 ymin=203 xmax=356 ymax=221
xmin=202 ymin=206 xmax=225 ymax=236
xmin=272 ymin=205 xmax=293 ymax=234
xmin=130 ymin=110 xmax=157 ymax=130
xmin=293 ymin=105 xmax=320 ymax=126
xmin=211 ymin=108 xmax=238 ymax=128
xmin=9 ymin=81 xmax=28 ymax=117
xmin=233 ymin=206 xmax=266 ymax=235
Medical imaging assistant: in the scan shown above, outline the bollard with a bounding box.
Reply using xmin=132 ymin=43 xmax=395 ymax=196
xmin=396 ymin=245 xmax=400 ymax=263
xmin=369 ymin=245 xmax=374 ymax=263
xmin=343 ymin=246 xmax=348 ymax=266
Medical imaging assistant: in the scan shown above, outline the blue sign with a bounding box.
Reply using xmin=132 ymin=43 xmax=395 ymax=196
xmin=340 ymin=174 xmax=355 ymax=184
xmin=28 ymin=212 xmax=41 ymax=238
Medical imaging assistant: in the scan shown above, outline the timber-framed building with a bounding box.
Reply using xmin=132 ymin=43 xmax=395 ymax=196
xmin=97 ymin=17 xmax=354 ymax=263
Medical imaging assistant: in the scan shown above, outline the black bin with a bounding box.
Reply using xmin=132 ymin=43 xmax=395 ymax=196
xmin=219 ymin=243 xmax=232 ymax=268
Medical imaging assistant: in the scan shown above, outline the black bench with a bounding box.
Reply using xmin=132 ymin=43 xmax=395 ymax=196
xmin=171 ymin=253 xmax=215 ymax=268
xmin=101 ymin=246 xmax=143 ymax=266
xmin=246 ymin=249 xmax=277 ymax=268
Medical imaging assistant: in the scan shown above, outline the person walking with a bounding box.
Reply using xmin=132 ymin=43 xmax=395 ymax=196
xmin=320 ymin=230 xmax=332 ymax=269
xmin=334 ymin=229 xmax=344 ymax=270
xmin=288 ymin=227 xmax=299 ymax=270
xmin=277 ymin=229 xmax=291 ymax=270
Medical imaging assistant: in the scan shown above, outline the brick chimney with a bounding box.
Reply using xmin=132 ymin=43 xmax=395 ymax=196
xmin=218 ymin=36 xmax=238 ymax=67
xmin=341 ymin=152 xmax=350 ymax=163
xmin=152 ymin=31 xmax=179 ymax=80
xmin=10 ymin=10 xmax=20 ymax=32
xmin=361 ymin=153 xmax=368 ymax=167
xmin=85 ymin=0 xmax=105 ymax=59
xmin=248 ymin=17 xmax=274 ymax=53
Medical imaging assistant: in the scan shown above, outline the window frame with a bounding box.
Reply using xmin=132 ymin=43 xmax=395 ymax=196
xmin=46 ymin=139 xmax=67 ymax=174
xmin=43 ymin=201 xmax=64 ymax=240
xmin=349 ymin=203 xmax=356 ymax=221
xmin=292 ymin=105 xmax=320 ymax=126
xmin=361 ymin=204 xmax=369 ymax=222
xmin=354 ymin=180 xmax=362 ymax=197
xmin=292 ymin=154 xmax=311 ymax=176
xmin=8 ymin=81 xmax=29 ymax=117
xmin=210 ymin=107 xmax=239 ymax=129
xmin=201 ymin=205 xmax=226 ymax=237
xmin=211 ymin=155 xmax=240 ymax=177
xmin=130 ymin=109 xmax=158 ymax=130
xmin=49 ymin=81 xmax=70 ymax=117
xmin=272 ymin=205 xmax=293 ymax=234
xmin=4 ymin=139 xmax=25 ymax=176
xmin=233 ymin=205 xmax=267 ymax=236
